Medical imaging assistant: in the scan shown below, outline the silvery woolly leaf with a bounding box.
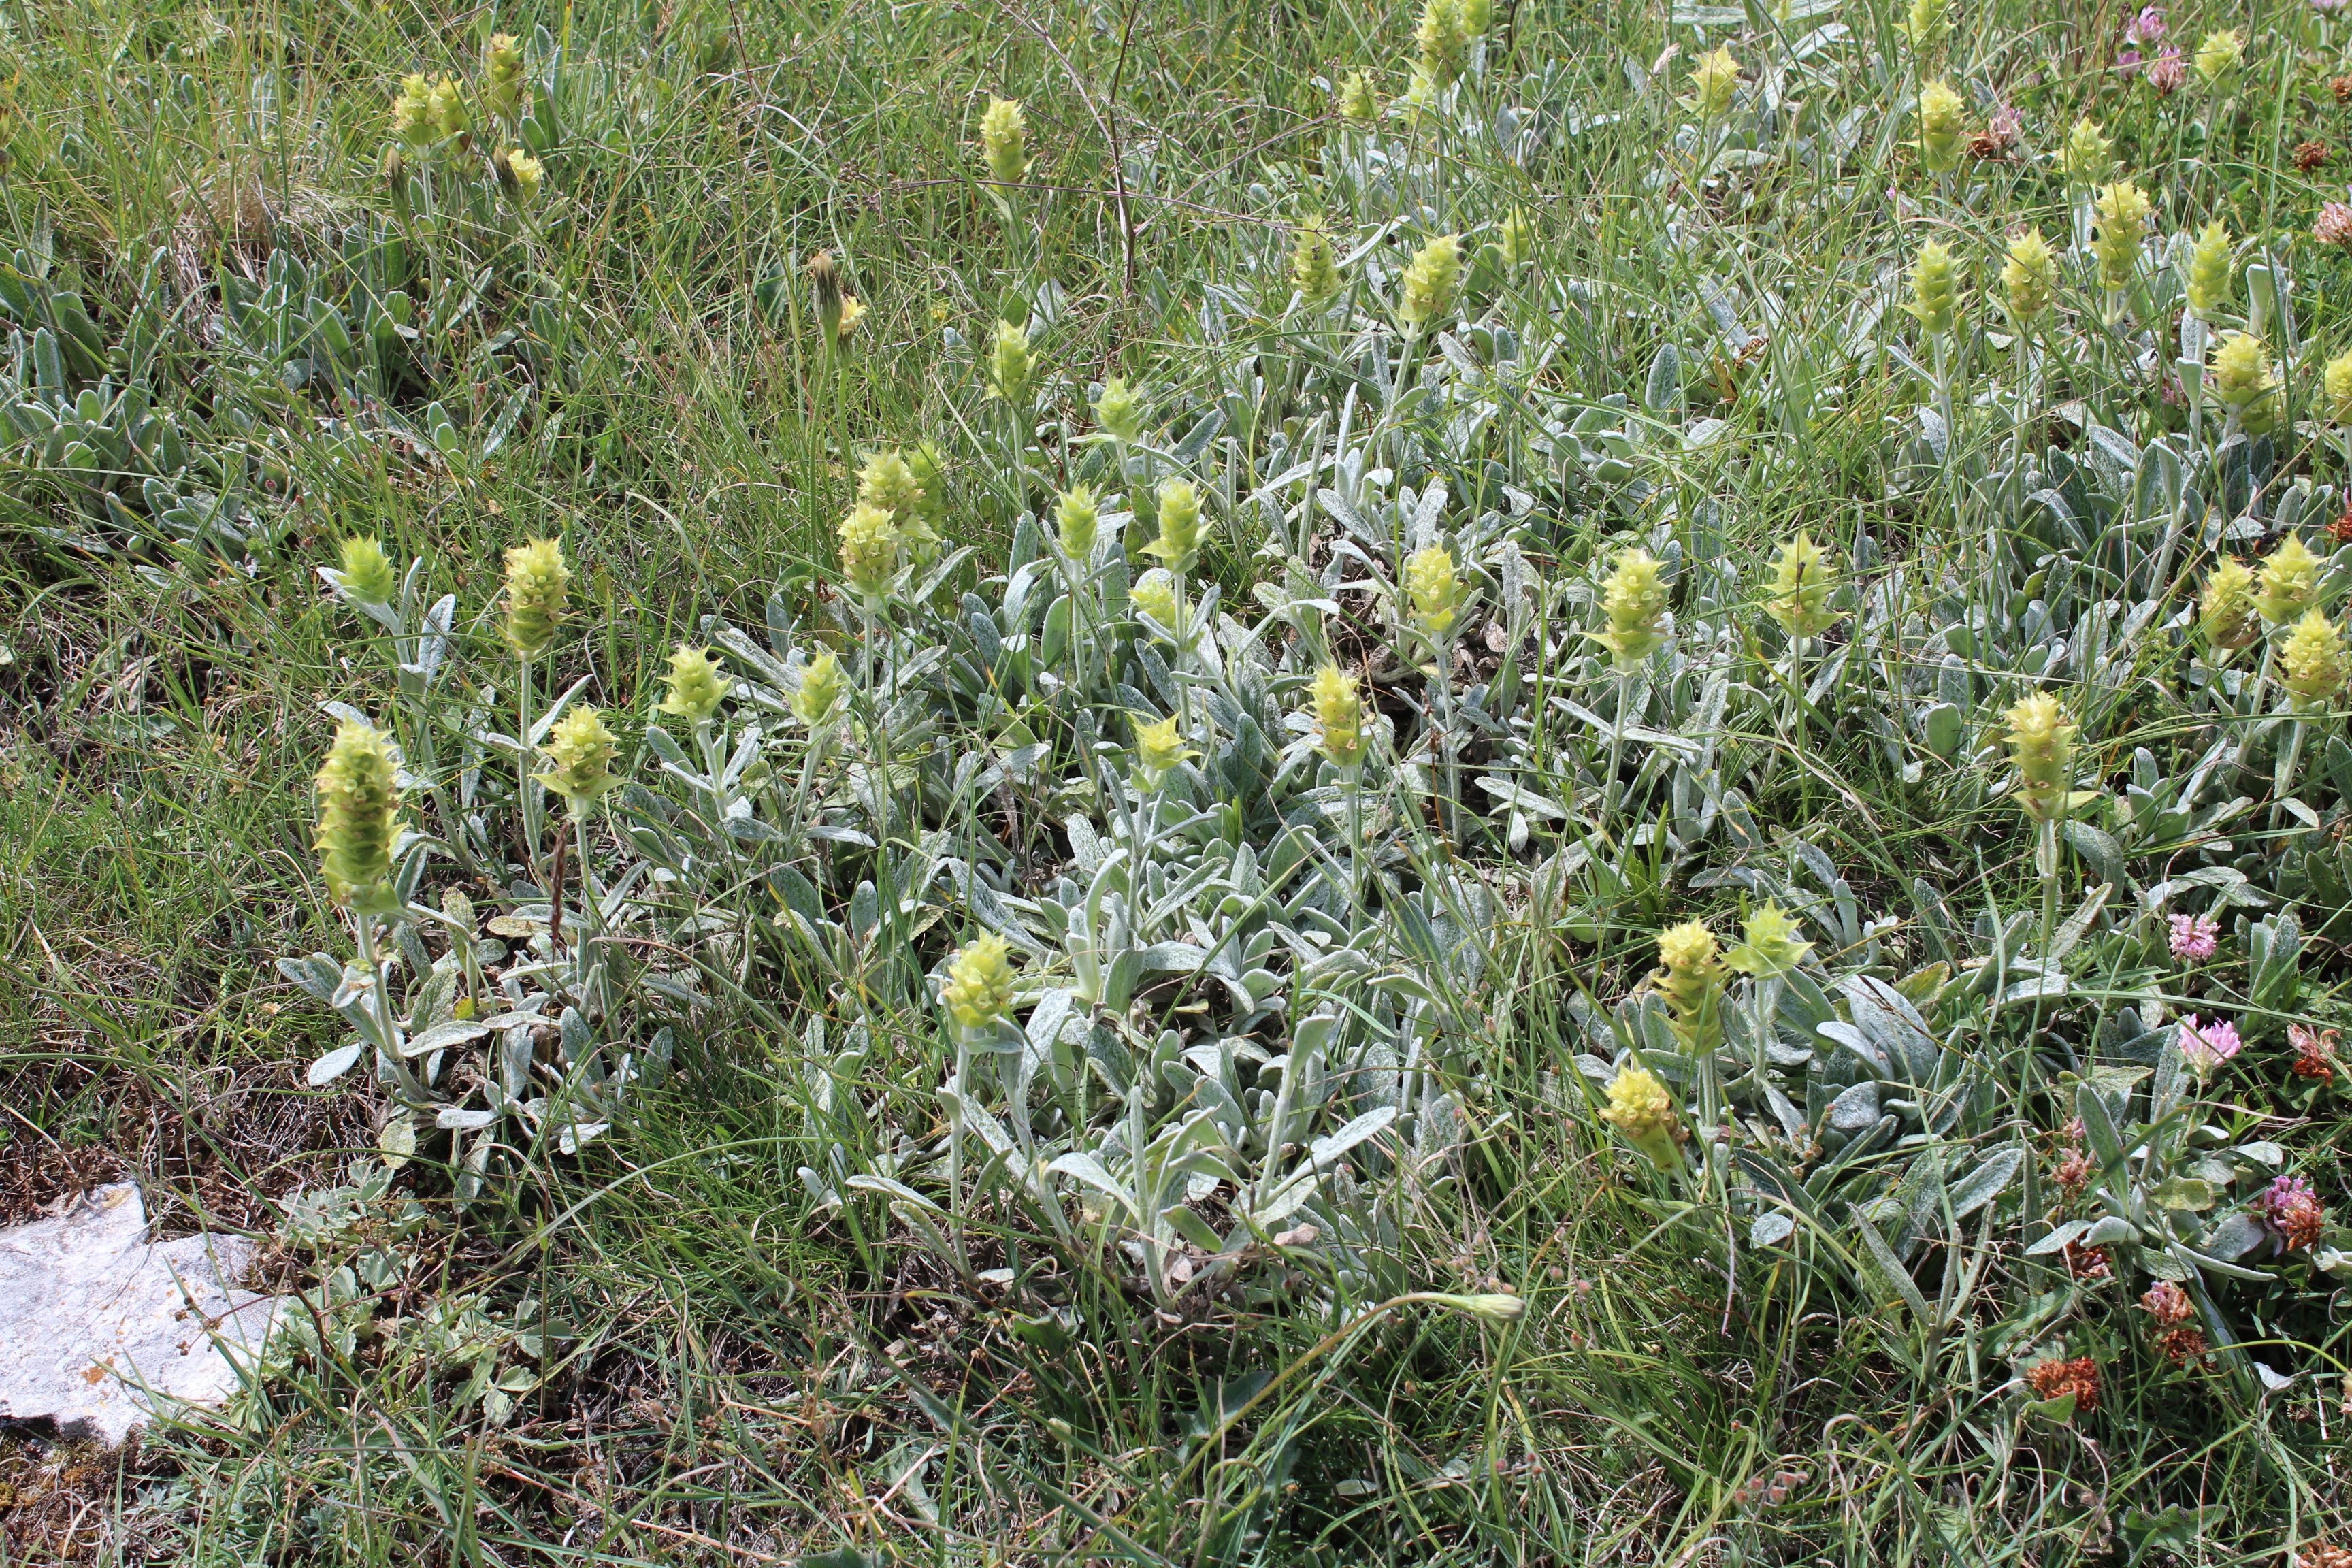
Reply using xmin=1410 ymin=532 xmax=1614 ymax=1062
xmin=277 ymin=953 xmax=342 ymax=1004
xmin=557 ymin=1121 xmax=609 ymax=1155
xmin=308 ymin=1043 xmax=364 ymax=1087
xmin=845 ymin=1173 xmax=946 ymax=1213
xmin=2000 ymin=973 xmax=2068 ymax=1002
xmin=437 ymin=1107 xmax=500 ymax=1130
xmin=2025 ymin=1218 xmax=2093 ymax=1256
xmin=1750 ymin=1211 xmax=1797 ymax=1247
xmin=2081 ymin=1214 xmax=2140 ymax=1247
xmin=1048 ymin=1151 xmax=1133 ymax=1212
xmin=2203 ymin=1211 xmax=2269 ymax=1261
xmin=1948 ymin=1147 xmax=2023 ymax=1220
xmin=402 ymin=1019 xmax=491 ymax=1058
xmin=378 ymin=1114 xmax=416 ymax=1169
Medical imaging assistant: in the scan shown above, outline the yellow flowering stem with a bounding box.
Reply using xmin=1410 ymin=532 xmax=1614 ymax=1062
xmin=939 ymin=930 xmax=1021 ymax=1271
xmin=2277 ymin=610 xmax=2349 ymax=817
xmin=517 ymin=644 xmax=547 ymax=894
xmin=1599 ymin=1064 xmax=1686 ymax=1173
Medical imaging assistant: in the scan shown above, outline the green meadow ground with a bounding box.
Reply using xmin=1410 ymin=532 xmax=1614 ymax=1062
xmin=6 ymin=0 xmax=2352 ymax=1561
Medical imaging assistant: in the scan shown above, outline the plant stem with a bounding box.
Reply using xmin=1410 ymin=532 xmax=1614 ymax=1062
xmin=518 ymin=655 xmax=544 ymax=892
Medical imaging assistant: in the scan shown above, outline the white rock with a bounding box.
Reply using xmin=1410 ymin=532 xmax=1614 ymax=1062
xmin=0 ymin=1183 xmax=280 ymax=1445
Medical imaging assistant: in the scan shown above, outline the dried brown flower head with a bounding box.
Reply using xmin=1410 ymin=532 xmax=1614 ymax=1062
xmin=2140 ymin=1281 xmax=2195 ymax=1326
xmin=2299 ymin=141 xmax=2334 ymax=172
xmin=2299 ymin=1546 xmax=2352 ymax=1568
xmin=2155 ymin=1326 xmax=2210 ymax=1367
xmin=2290 ymin=1024 xmax=2342 ymax=1082
xmin=2027 ymin=1355 xmax=2102 ymax=1411
xmin=2055 ymin=1149 xmax=2094 ymax=1191
xmin=2336 ymin=76 xmax=2352 ymax=103
xmin=2063 ymin=1241 xmax=2112 ymax=1280
xmin=2319 ymin=203 xmax=2352 ymax=246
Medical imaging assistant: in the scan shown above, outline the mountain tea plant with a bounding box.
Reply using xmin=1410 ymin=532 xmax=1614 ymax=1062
xmin=10 ymin=0 xmax=2352 ymax=1561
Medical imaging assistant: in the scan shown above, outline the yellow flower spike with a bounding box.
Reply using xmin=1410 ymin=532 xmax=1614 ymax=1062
xmin=979 ymin=95 xmax=1030 ymax=188
xmin=2208 ymin=331 xmax=2279 ymax=434
xmin=502 ymin=538 xmax=570 ymax=657
xmin=1654 ymin=920 xmax=1728 ymax=1054
xmin=1460 ymin=0 xmax=1492 ymax=37
xmin=2325 ymin=351 xmax=2352 ymax=425
xmin=2193 ymin=28 xmax=2243 ymax=90
xmin=1093 ymin=376 xmax=1146 ymax=442
xmin=655 ymin=644 xmax=728 ymax=724
xmin=2254 ymin=535 xmax=2325 ymax=625
xmin=2185 ymin=220 xmax=2233 ymax=319
xmin=1764 ymin=532 xmax=1841 ymax=640
xmin=1415 ymin=0 xmax=1471 ymax=85
xmin=1405 ymin=544 xmax=1470 ymax=643
xmin=392 ymin=74 xmax=437 ymax=146
xmin=1904 ymin=239 xmax=1961 ymax=338
xmin=2091 ymin=182 xmax=2151 ymax=293
xmin=1903 ymin=0 xmax=1948 ymax=54
xmin=1054 ymin=484 xmax=1100 ymax=561
xmin=485 ymin=33 xmax=527 ymax=118
xmin=1401 ymin=545 xmax=1458 ymax=644
xmin=2002 ymin=228 xmax=2057 ymax=322
xmin=855 ymin=448 xmax=919 ymax=514
xmin=337 ymin=536 xmax=397 ymax=606
xmin=941 ymin=932 xmax=1018 ymax=1039
xmin=1497 ymin=208 xmax=1533 ymax=268
xmin=2200 ymin=557 xmax=2260 ymax=651
xmin=906 ymin=442 xmax=948 ymax=537
xmin=1131 ymin=713 xmax=1199 ymax=791
xmin=1918 ymin=81 xmax=1965 ymax=174
xmin=314 ymin=720 xmax=404 ymax=912
xmin=2060 ymin=116 xmax=2114 ymax=186
xmin=838 ymin=502 xmax=900 ymax=604
xmin=2003 ymin=693 xmax=2079 ymax=823
xmin=987 ymin=318 xmax=1034 ymax=406
xmin=1337 ymin=70 xmax=1378 ymax=122
xmin=834 ymin=292 xmax=864 ymax=341
xmin=1690 ymin=46 xmax=1740 ymax=120
xmin=1141 ymin=478 xmax=1208 ymax=573
xmin=1130 ymin=570 xmax=1181 ymax=639
xmin=1401 ymin=63 xmax=1441 ymax=127
xmin=426 ymin=75 xmax=466 ymax=140
xmin=1292 ymin=216 xmax=1342 ymax=306
xmin=1309 ymin=665 xmax=1371 ymax=769
xmin=1598 ymin=1065 xmax=1685 ymax=1172
xmin=2283 ymin=610 xmax=2349 ymax=708
xmin=1723 ymin=900 xmax=1814 ymax=977
xmin=532 ymin=705 xmax=622 ymax=818
xmin=791 ymin=651 xmax=848 ymax=729
xmin=1589 ymin=548 xmax=1669 ymax=664
xmin=1399 ymin=233 xmax=1463 ymax=333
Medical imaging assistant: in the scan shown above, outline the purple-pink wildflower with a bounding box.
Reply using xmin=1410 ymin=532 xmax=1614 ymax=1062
xmin=2147 ymin=45 xmax=2187 ymax=93
xmin=2126 ymin=5 xmax=2166 ymax=42
xmin=2256 ymin=1175 xmax=2328 ymax=1250
xmin=2178 ymin=1013 xmax=2244 ymax=1073
xmin=2169 ymin=911 xmax=2219 ymax=962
